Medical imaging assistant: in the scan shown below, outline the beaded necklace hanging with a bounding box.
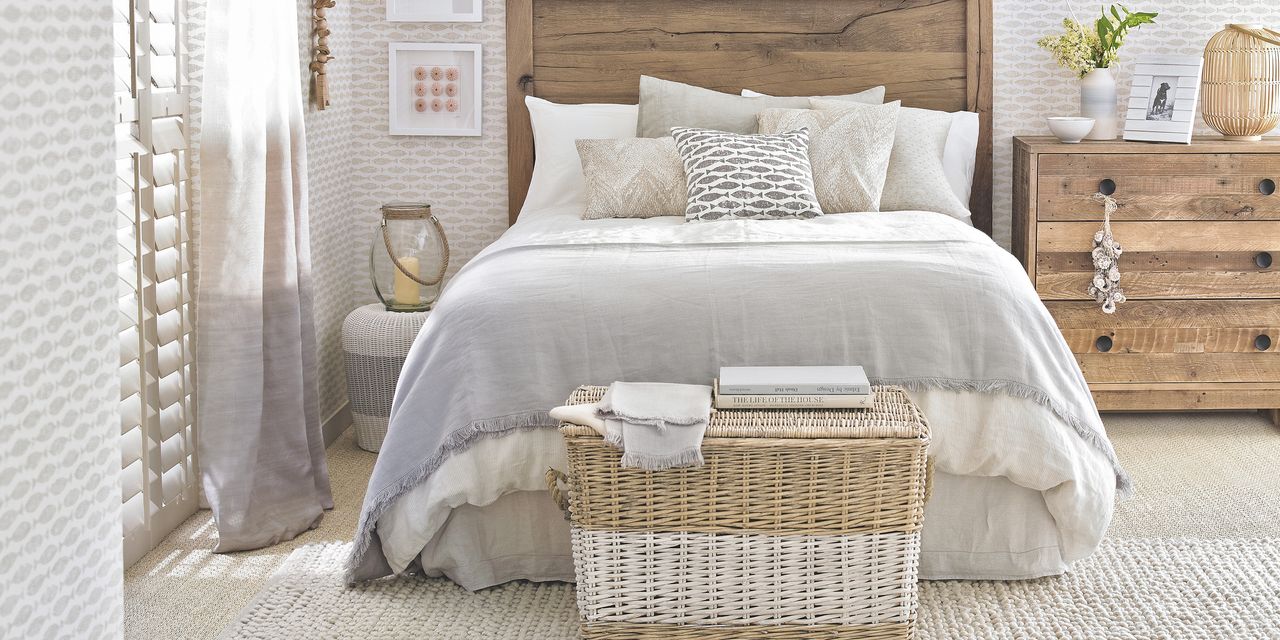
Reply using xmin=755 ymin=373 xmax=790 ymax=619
xmin=1089 ymin=192 xmax=1125 ymax=313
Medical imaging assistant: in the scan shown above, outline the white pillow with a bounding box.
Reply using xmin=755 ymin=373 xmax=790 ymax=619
xmin=523 ymin=96 xmax=638 ymax=214
xmin=744 ymin=89 xmax=978 ymax=208
xmin=943 ymin=111 xmax=979 ymax=206
xmin=740 ymin=87 xmax=886 ymax=104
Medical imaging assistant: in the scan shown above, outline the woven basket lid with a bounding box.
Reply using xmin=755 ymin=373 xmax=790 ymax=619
xmin=562 ymin=385 xmax=929 ymax=441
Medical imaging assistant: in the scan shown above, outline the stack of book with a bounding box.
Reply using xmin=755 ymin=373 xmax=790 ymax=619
xmin=713 ymin=365 xmax=874 ymax=409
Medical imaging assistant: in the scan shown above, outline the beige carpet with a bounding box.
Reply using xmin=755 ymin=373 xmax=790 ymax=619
xmin=220 ymin=538 xmax=1280 ymax=639
xmin=124 ymin=411 xmax=1280 ymax=639
xmin=123 ymin=429 xmax=377 ymax=640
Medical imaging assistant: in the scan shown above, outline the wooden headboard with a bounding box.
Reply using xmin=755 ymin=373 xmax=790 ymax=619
xmin=506 ymin=0 xmax=994 ymax=235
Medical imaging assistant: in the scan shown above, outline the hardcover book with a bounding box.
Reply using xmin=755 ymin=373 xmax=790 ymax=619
xmin=713 ymin=391 xmax=875 ymax=410
xmin=718 ymin=365 xmax=870 ymax=395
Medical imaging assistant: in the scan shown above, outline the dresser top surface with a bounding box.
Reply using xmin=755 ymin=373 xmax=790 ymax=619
xmin=1015 ymin=135 xmax=1280 ymax=154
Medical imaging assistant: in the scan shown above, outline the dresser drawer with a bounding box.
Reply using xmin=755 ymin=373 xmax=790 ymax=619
xmin=1036 ymin=153 xmax=1280 ymax=222
xmin=1048 ymin=300 xmax=1280 ymax=384
xmin=1035 ymin=221 xmax=1280 ymax=299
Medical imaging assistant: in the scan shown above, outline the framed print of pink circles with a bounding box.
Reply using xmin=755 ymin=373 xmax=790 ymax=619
xmin=388 ymin=42 xmax=481 ymax=136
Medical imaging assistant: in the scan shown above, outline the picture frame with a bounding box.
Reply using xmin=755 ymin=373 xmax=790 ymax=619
xmin=386 ymin=0 xmax=481 ymax=22
xmin=1123 ymin=54 xmax=1203 ymax=144
xmin=388 ymin=42 xmax=482 ymax=137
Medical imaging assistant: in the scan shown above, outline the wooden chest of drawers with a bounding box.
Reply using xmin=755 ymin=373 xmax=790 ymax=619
xmin=1012 ymin=136 xmax=1280 ymax=423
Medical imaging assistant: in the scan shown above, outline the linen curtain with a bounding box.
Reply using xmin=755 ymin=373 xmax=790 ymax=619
xmin=196 ymin=0 xmax=332 ymax=551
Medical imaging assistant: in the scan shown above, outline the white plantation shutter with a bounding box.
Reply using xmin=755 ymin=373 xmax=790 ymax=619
xmin=117 ymin=0 xmax=198 ymax=569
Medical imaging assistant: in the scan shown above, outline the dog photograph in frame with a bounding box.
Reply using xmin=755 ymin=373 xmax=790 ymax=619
xmin=1124 ymin=55 xmax=1202 ymax=144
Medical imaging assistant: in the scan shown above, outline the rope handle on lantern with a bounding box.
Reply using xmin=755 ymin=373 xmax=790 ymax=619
xmin=382 ymin=216 xmax=451 ymax=287
xmin=1227 ymin=24 xmax=1280 ymax=46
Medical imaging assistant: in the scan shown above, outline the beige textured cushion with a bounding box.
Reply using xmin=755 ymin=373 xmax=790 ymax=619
xmin=575 ymin=137 xmax=687 ymax=219
xmin=757 ymin=101 xmax=900 ymax=213
xmin=811 ymin=98 xmax=970 ymax=220
xmin=636 ymin=76 xmax=884 ymax=138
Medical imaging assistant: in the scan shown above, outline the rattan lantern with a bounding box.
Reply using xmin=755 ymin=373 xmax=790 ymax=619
xmin=1201 ymin=24 xmax=1280 ymax=141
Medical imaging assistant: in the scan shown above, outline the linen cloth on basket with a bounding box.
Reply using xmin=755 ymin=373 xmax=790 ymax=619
xmin=596 ymin=382 xmax=712 ymax=470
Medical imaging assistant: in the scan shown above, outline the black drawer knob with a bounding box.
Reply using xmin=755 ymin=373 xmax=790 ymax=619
xmin=1257 ymin=252 xmax=1274 ymax=269
xmin=1096 ymin=335 xmax=1114 ymax=352
xmin=1098 ymin=178 xmax=1117 ymax=195
xmin=1256 ymin=334 xmax=1272 ymax=352
xmin=1261 ymin=178 xmax=1276 ymax=196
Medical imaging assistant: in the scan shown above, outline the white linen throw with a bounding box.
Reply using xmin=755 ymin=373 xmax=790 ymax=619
xmin=596 ymin=382 xmax=712 ymax=470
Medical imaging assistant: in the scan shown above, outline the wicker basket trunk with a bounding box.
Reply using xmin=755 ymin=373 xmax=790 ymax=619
xmin=555 ymin=385 xmax=931 ymax=639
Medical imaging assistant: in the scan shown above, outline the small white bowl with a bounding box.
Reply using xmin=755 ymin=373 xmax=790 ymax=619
xmin=1046 ymin=116 xmax=1096 ymax=144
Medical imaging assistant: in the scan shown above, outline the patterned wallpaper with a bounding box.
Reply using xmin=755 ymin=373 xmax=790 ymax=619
xmin=342 ymin=0 xmax=510 ymax=304
xmin=992 ymin=0 xmax=1280 ymax=248
xmin=0 ymin=3 xmax=123 ymax=639
xmin=287 ymin=0 xmax=509 ymax=419
xmin=298 ymin=0 xmax=360 ymax=421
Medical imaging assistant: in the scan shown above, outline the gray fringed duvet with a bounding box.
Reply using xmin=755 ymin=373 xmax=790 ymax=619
xmin=347 ymin=207 xmax=1130 ymax=582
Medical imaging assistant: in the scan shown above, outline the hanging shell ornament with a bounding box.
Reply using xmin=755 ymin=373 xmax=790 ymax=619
xmin=1089 ymin=193 xmax=1125 ymax=313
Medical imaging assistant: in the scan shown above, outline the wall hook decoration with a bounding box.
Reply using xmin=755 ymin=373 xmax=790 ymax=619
xmin=310 ymin=0 xmax=336 ymax=110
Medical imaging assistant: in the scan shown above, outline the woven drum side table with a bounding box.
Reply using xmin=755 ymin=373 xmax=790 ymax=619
xmin=341 ymin=304 xmax=429 ymax=452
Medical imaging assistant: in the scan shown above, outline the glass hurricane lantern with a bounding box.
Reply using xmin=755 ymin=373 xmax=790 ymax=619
xmin=370 ymin=203 xmax=449 ymax=312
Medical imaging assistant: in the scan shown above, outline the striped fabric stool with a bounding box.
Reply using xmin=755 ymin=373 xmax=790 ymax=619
xmin=550 ymin=385 xmax=931 ymax=639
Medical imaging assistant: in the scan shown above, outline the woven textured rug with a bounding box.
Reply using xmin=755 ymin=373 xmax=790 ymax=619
xmin=221 ymin=538 xmax=1280 ymax=639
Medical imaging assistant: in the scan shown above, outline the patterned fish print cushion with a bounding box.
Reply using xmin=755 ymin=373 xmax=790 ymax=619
xmin=670 ymin=127 xmax=822 ymax=221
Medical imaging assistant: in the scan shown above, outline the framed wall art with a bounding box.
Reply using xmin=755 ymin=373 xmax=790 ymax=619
xmin=388 ymin=42 xmax=482 ymax=136
xmin=386 ymin=0 xmax=481 ymax=22
xmin=1122 ymin=54 xmax=1203 ymax=144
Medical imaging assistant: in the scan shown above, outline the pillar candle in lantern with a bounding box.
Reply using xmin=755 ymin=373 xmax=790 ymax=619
xmin=393 ymin=256 xmax=420 ymax=306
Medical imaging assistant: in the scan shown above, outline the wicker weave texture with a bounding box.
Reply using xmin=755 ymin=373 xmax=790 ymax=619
xmin=1202 ymin=24 xmax=1280 ymax=140
xmin=341 ymin=304 xmax=429 ymax=452
xmin=580 ymin=622 xmax=912 ymax=640
xmin=560 ymin=385 xmax=929 ymax=639
xmin=573 ymin=529 xmax=919 ymax=626
xmin=565 ymin=436 xmax=928 ymax=535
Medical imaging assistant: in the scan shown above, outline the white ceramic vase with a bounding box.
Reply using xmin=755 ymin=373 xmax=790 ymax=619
xmin=1079 ymin=67 xmax=1118 ymax=140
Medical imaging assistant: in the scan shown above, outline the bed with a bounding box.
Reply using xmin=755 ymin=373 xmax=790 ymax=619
xmin=346 ymin=0 xmax=1129 ymax=590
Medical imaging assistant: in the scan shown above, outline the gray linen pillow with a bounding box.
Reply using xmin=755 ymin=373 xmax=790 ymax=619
xmin=575 ymin=138 xmax=687 ymax=219
xmin=636 ymin=76 xmax=883 ymax=138
xmin=757 ymin=101 xmax=900 ymax=213
xmin=671 ymin=127 xmax=822 ymax=222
